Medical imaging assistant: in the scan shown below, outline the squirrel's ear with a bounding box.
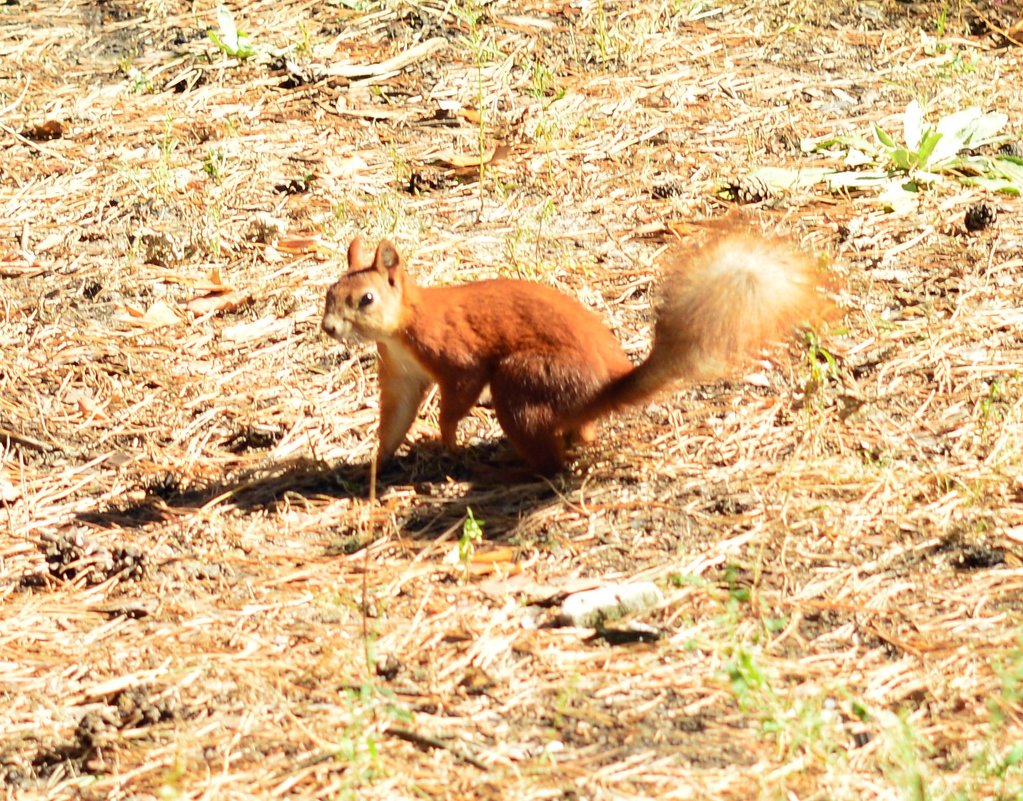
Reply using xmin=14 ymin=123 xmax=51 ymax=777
xmin=347 ymin=235 xmax=373 ymax=273
xmin=374 ymin=240 xmax=403 ymax=286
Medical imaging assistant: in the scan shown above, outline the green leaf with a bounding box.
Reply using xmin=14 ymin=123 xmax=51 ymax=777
xmin=215 ymin=4 xmax=238 ymax=51
xmin=209 ymin=5 xmax=255 ymax=59
xmin=910 ymin=169 xmax=944 ymax=186
xmin=747 ymin=166 xmax=834 ymax=190
xmin=458 ymin=507 xmax=484 ymax=564
xmin=874 ymin=124 xmax=897 ymax=148
xmin=826 ymin=170 xmax=892 ymax=190
xmin=962 ymin=176 xmax=1022 ymax=196
xmin=207 ymin=30 xmax=226 ymax=52
xmin=943 ymin=154 xmax=991 ymax=176
xmin=803 ymin=133 xmax=876 ymax=156
xmin=991 ymin=156 xmax=1023 ymax=184
xmin=888 ymin=147 xmax=913 ymax=171
xmin=915 ymin=130 xmax=943 ymax=169
xmin=940 ymin=107 xmax=1006 ymax=148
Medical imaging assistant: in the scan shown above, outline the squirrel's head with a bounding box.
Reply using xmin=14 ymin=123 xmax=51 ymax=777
xmin=322 ymin=237 xmax=409 ymax=344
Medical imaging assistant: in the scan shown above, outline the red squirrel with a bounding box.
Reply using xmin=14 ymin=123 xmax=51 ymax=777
xmin=322 ymin=226 xmax=824 ymax=475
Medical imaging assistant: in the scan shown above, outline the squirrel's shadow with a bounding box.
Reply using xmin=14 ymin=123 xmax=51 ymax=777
xmin=74 ymin=441 xmax=566 ymax=539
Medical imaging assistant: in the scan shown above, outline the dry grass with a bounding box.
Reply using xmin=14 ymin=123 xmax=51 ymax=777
xmin=2 ymin=1 xmax=1023 ymax=799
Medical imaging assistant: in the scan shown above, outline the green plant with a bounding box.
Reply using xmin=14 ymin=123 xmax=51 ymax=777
xmin=747 ymin=103 xmax=1019 ymax=212
xmin=726 ymin=646 xmax=769 ymax=709
xmin=804 ymin=329 xmax=840 ymax=398
xmin=526 ymin=57 xmax=567 ymax=147
xmin=937 ymin=50 xmax=978 ymax=78
xmin=208 ymin=5 xmax=256 ymax=60
xmin=122 ymin=63 xmax=153 ymax=94
xmin=452 ymin=0 xmax=500 ymax=214
xmin=816 ymin=101 xmax=1015 ymax=210
xmin=978 ymin=379 xmax=1004 ymax=434
xmin=202 ymin=148 xmax=226 ymax=182
xmin=528 ymin=59 xmax=555 ymax=101
xmin=722 ymin=562 xmax=751 ymax=604
xmin=457 ymin=507 xmax=484 ymax=578
xmin=938 ymin=640 xmax=1023 ymax=799
xmin=587 ymin=0 xmax=628 ymax=64
xmin=332 ymin=684 xmax=414 ymax=798
xmin=988 ymin=639 xmax=1023 ymax=728
xmin=501 ymin=200 xmax=563 ymax=279
xmin=876 ymin=710 xmax=931 ymax=801
xmin=667 ymin=572 xmax=707 ymax=589
xmin=552 ymin=673 xmax=583 ymax=728
xmin=295 ymin=20 xmax=313 ymax=57
xmin=147 ymin=117 xmax=179 ymax=197
xmin=762 ymin=693 xmax=848 ymax=767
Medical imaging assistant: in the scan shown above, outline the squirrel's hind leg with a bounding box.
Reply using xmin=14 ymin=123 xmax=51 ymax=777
xmin=438 ymin=377 xmax=488 ymax=452
xmin=489 ymin=352 xmax=606 ymax=475
xmin=567 ymin=422 xmax=598 ymax=445
xmin=490 ymin=398 xmax=566 ymax=476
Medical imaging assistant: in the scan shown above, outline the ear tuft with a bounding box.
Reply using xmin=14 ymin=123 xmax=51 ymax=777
xmin=375 ymin=240 xmax=403 ymax=285
xmin=347 ymin=235 xmax=373 ymax=273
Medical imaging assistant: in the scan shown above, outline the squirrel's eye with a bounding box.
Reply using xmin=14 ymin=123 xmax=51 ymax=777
xmin=358 ymin=292 xmax=374 ymax=309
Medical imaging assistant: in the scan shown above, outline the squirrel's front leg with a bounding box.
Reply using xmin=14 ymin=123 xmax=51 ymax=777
xmin=376 ymin=343 xmax=432 ymax=465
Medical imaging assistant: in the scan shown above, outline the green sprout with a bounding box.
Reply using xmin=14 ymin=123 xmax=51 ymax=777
xmin=208 ymin=5 xmax=256 ymax=60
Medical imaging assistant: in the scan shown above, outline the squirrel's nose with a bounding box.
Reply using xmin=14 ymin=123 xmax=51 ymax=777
xmin=322 ymin=319 xmax=336 ymax=336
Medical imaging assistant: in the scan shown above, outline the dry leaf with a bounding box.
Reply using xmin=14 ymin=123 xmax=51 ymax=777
xmin=478 ymin=572 xmax=545 ymax=598
xmin=327 ymin=154 xmax=369 ymax=177
xmin=222 ymin=316 xmax=292 ymax=343
xmin=186 ymin=289 xmax=250 ymax=316
xmin=73 ymin=391 xmax=111 ymax=422
xmin=35 ymin=232 xmax=65 ymax=253
xmin=471 ymin=547 xmax=516 ymax=565
xmin=0 ymin=477 xmax=19 ymax=504
xmin=276 ymin=235 xmax=325 ymax=254
xmin=22 ymin=119 xmax=64 ymax=141
xmin=140 ymin=299 xmax=184 ymax=327
xmin=429 ymin=143 xmax=508 ymax=170
xmin=121 ymin=302 xmax=146 ymax=319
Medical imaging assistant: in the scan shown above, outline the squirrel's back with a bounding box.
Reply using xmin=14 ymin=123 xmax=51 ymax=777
xmin=412 ymin=278 xmax=629 ymax=365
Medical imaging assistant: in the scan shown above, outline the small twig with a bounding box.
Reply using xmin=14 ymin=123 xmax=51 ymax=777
xmin=0 ymin=75 xmax=30 ymax=118
xmin=362 ymin=512 xmax=371 ymax=677
xmin=363 ymin=455 xmax=377 ymax=679
xmin=323 ymin=37 xmax=448 ymax=79
xmin=386 ymin=725 xmax=489 ymax=770
xmin=0 ymin=425 xmax=59 ymax=453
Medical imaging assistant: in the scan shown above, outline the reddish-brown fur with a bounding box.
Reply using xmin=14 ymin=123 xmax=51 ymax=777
xmin=322 ymin=227 xmax=825 ymax=475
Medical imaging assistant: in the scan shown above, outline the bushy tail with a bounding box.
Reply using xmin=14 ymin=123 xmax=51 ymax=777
xmin=568 ymin=226 xmax=827 ymax=427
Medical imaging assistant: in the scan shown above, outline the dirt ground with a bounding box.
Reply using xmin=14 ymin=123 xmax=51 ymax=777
xmin=2 ymin=1 xmax=1023 ymax=799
